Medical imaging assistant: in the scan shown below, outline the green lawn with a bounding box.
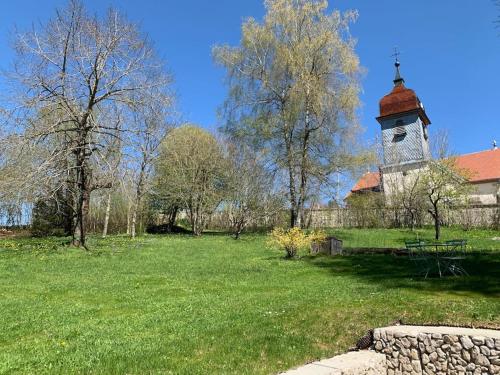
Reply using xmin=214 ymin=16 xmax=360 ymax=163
xmin=0 ymin=229 xmax=499 ymax=374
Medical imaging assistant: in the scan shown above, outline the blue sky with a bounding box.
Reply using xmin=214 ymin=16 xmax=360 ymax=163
xmin=1 ymin=0 xmax=499 ymax=156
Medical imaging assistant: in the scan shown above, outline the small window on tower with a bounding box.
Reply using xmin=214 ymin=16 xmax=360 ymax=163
xmin=423 ymin=124 xmax=429 ymax=140
xmin=393 ymin=121 xmax=406 ymax=142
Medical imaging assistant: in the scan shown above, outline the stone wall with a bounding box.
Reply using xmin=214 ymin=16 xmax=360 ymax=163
xmin=373 ymin=325 xmax=500 ymax=375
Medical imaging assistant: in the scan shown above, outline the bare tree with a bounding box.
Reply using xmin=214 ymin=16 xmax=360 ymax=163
xmin=5 ymin=0 xmax=173 ymax=247
xmin=225 ymin=143 xmax=283 ymax=238
xmin=431 ymin=128 xmax=452 ymax=160
xmin=125 ymin=103 xmax=173 ymax=238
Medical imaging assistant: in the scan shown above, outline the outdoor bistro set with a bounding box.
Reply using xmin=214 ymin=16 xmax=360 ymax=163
xmin=405 ymin=239 xmax=469 ymax=278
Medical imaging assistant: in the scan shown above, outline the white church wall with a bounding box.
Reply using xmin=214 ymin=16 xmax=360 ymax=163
xmin=468 ymin=181 xmax=499 ymax=205
xmin=381 ymin=163 xmax=498 ymax=207
xmin=381 ymin=162 xmax=428 ymax=204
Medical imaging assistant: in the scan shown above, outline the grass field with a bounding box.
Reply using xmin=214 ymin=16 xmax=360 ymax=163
xmin=0 ymin=228 xmax=499 ymax=374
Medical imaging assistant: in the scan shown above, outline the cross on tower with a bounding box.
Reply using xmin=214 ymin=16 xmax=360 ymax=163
xmin=391 ymin=47 xmax=404 ymax=86
xmin=391 ymin=47 xmax=401 ymax=64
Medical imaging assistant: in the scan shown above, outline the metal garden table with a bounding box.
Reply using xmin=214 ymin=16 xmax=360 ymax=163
xmin=405 ymin=240 xmax=468 ymax=278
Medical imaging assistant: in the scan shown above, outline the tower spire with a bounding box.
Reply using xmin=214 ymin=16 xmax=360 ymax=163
xmin=391 ymin=47 xmax=404 ymax=86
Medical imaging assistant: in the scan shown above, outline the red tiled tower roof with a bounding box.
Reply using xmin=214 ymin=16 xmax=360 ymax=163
xmin=376 ymin=60 xmax=430 ymax=125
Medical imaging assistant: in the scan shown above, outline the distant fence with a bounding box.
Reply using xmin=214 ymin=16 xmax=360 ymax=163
xmin=207 ymin=205 xmax=499 ymax=231
xmin=306 ymin=205 xmax=499 ymax=229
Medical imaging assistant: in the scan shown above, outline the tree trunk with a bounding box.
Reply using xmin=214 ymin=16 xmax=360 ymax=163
xmin=288 ymin=169 xmax=298 ymax=228
xmin=432 ymin=204 xmax=440 ymax=240
xmin=297 ymin=114 xmax=311 ymax=229
xmin=72 ymin=188 xmax=90 ymax=247
xmin=284 ymin=123 xmax=298 ymax=228
xmin=130 ymin=204 xmax=138 ymax=238
xmin=72 ymin=152 xmax=90 ymax=248
xmin=130 ymin=167 xmax=145 ymax=239
xmin=409 ymin=210 xmax=415 ymax=231
xmin=290 ymin=208 xmax=298 ymax=228
xmin=191 ymin=218 xmax=196 ymax=235
xmin=166 ymin=207 xmax=178 ymax=231
xmin=434 ymin=217 xmax=440 ymax=240
xmin=191 ymin=209 xmax=203 ymax=236
xmin=233 ymin=219 xmax=245 ymax=239
xmin=126 ymin=203 xmax=131 ymax=235
xmin=195 ymin=217 xmax=203 ymax=236
xmin=192 ymin=215 xmax=199 ymax=236
xmin=102 ymin=191 xmax=111 ymax=238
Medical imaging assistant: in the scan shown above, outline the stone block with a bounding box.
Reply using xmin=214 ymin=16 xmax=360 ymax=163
xmin=460 ymin=337 xmax=474 ymax=350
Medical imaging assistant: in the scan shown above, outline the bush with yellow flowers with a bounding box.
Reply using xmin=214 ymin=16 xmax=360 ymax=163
xmin=267 ymin=227 xmax=326 ymax=258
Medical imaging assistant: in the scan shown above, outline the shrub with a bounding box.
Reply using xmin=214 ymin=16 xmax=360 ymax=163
xmin=268 ymin=227 xmax=326 ymax=258
xmin=31 ymin=198 xmax=72 ymax=237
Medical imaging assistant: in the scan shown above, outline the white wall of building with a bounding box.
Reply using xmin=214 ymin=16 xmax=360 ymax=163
xmin=382 ymin=164 xmax=498 ymax=206
xmin=469 ymin=181 xmax=499 ymax=205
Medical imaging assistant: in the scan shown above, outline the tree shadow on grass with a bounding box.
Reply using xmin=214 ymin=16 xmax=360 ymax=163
xmin=304 ymin=252 xmax=500 ymax=297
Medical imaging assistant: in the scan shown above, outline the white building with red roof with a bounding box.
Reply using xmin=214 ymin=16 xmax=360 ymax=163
xmin=350 ymin=60 xmax=500 ymax=206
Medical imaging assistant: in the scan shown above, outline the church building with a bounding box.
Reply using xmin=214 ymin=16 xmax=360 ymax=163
xmin=350 ymin=60 xmax=500 ymax=206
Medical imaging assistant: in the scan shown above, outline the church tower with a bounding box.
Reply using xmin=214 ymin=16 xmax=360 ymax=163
xmin=377 ymin=59 xmax=431 ymax=167
xmin=376 ymin=59 xmax=432 ymax=197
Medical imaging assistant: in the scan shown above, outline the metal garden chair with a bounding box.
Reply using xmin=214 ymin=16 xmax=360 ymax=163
xmin=405 ymin=240 xmax=432 ymax=278
xmin=441 ymin=239 xmax=469 ymax=276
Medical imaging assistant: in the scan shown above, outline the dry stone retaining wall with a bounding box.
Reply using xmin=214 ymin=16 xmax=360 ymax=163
xmin=373 ymin=325 xmax=500 ymax=375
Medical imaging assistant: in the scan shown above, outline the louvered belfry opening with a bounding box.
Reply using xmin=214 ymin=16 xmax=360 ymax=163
xmin=393 ymin=121 xmax=407 ymax=142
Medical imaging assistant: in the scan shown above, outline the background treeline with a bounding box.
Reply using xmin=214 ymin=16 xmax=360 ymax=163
xmin=0 ymin=0 xmax=375 ymax=244
xmin=2 ymin=1 xmax=482 ymax=242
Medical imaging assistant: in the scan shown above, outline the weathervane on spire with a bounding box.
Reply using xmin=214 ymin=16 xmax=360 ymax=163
xmin=391 ymin=46 xmax=401 ymax=64
xmin=391 ymin=46 xmax=404 ymax=86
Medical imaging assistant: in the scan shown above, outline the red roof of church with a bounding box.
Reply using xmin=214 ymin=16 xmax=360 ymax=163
xmin=350 ymin=149 xmax=500 ymax=193
xmin=351 ymin=171 xmax=381 ymax=192
xmin=453 ymin=148 xmax=500 ymax=183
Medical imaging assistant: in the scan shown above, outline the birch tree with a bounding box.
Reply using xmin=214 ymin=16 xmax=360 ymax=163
xmin=101 ymin=130 xmax=122 ymax=238
xmin=5 ymin=0 xmax=173 ymax=247
xmin=214 ymin=0 xmax=362 ymax=228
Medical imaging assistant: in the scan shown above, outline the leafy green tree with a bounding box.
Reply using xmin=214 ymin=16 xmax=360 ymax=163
xmin=418 ymin=159 xmax=472 ymax=240
xmin=154 ymin=125 xmax=228 ymax=236
xmin=214 ymin=0 xmax=365 ymax=228
xmin=345 ymin=191 xmax=386 ymax=228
